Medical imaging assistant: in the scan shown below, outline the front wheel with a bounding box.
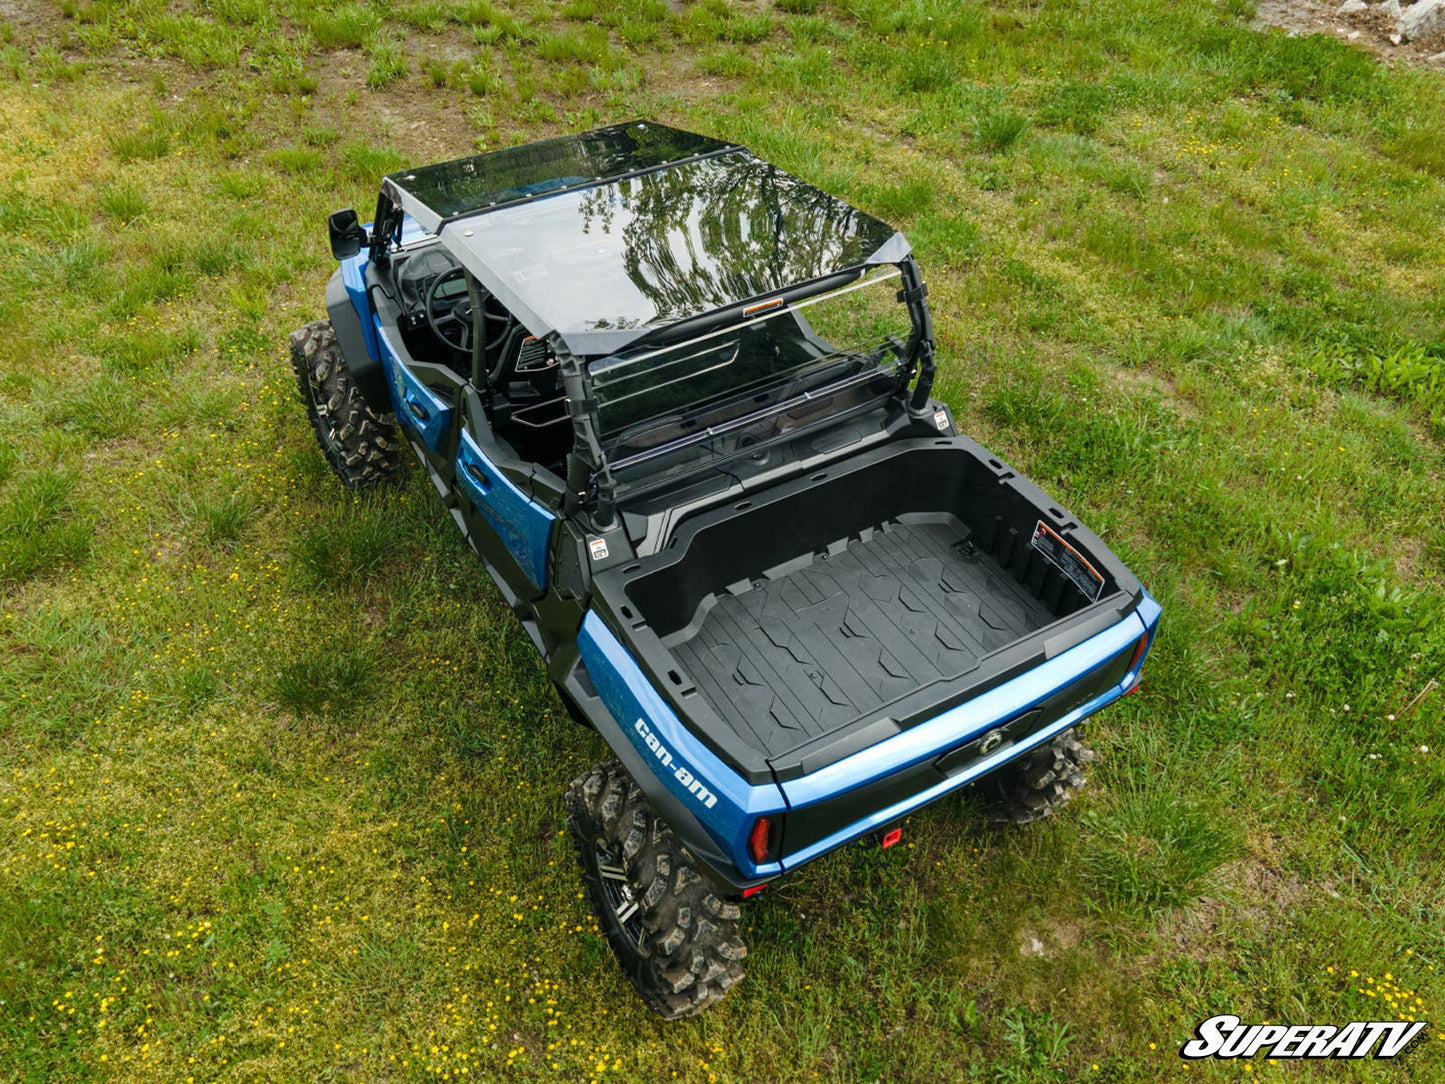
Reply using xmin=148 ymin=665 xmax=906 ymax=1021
xmin=289 ymin=320 xmax=402 ymax=489
xmin=565 ymin=760 xmax=747 ymax=1019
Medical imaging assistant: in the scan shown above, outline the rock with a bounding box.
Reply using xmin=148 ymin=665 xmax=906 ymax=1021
xmin=1430 ymin=50 xmax=1445 ymax=63
xmin=1379 ymin=0 xmax=1402 ymax=18
xmin=1390 ymin=31 xmax=1404 ymax=42
xmin=1337 ymin=0 xmax=1366 ymax=12
xmin=1348 ymin=29 xmax=1363 ymax=36
xmin=1401 ymin=0 xmax=1445 ymax=40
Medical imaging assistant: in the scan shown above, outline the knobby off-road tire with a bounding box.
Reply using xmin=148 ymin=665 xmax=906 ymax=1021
xmin=565 ymin=760 xmax=747 ymax=1019
xmin=289 ymin=320 xmax=401 ymax=489
xmin=985 ymin=728 xmax=1096 ymax=826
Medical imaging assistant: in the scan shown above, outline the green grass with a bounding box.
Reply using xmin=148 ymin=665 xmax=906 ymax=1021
xmin=1 ymin=0 xmax=1444 ymax=1081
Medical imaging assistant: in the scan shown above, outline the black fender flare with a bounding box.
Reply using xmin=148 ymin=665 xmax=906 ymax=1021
xmin=325 ymin=270 xmax=391 ymax=415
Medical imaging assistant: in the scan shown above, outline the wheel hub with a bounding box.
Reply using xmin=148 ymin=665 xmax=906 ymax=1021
xmin=594 ymin=838 xmax=645 ymax=947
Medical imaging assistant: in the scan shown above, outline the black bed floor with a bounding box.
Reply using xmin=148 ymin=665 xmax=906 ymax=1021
xmin=668 ymin=519 xmax=1052 ymax=760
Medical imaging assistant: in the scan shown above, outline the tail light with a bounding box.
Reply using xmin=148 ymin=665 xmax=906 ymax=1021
xmin=1125 ymin=630 xmax=1150 ymax=692
xmin=748 ymin=816 xmax=778 ymax=864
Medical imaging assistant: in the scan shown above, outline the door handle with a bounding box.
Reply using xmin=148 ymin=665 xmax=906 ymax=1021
xmin=465 ymin=462 xmax=490 ymax=491
xmin=407 ymin=399 xmax=429 ymax=422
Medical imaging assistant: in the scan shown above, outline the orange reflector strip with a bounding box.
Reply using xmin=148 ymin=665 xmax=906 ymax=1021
xmin=743 ymin=297 xmax=784 ymax=317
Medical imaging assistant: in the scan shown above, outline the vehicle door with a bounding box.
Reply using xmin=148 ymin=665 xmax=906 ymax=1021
xmin=453 ymin=388 xmax=557 ymax=606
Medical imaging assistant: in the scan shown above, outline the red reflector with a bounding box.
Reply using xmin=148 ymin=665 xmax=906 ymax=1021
xmin=748 ymin=816 xmax=773 ymax=863
xmin=1128 ymin=631 xmax=1149 ymax=674
xmin=881 ymin=827 xmax=902 ymax=849
xmin=742 ymin=884 xmax=767 ymax=898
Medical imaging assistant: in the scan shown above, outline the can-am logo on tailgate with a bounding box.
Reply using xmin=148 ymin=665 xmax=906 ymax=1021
xmin=634 ymin=718 xmax=718 ymax=810
xmin=1181 ymin=1015 xmax=1426 ymax=1060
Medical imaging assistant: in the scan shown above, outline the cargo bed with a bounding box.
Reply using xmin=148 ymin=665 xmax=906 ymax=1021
xmin=593 ymin=436 xmax=1141 ymax=783
xmin=670 ymin=517 xmax=1051 ymax=752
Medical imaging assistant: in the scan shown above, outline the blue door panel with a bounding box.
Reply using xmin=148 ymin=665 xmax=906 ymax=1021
xmin=456 ymin=430 xmax=555 ymax=591
xmin=374 ymin=323 xmax=452 ymax=454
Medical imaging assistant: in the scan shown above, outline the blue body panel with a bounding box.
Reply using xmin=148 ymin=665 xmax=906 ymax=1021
xmin=456 ymin=430 xmax=556 ymax=591
xmin=578 ymin=612 xmax=788 ymax=880
xmin=375 ymin=323 xmax=453 ymax=454
xmin=581 ymin=598 xmax=1160 ymax=879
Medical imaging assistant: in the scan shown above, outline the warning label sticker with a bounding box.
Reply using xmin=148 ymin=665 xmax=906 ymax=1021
xmin=1030 ymin=521 xmax=1105 ymax=603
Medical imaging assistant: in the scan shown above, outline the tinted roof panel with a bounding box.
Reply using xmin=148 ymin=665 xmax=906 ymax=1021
xmin=436 ymin=148 xmax=907 ymax=356
xmin=384 ymin=121 xmax=734 ymax=231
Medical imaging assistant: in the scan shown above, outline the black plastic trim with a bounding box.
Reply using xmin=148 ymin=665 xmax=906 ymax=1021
xmin=325 ymin=270 xmax=391 ymax=414
xmin=779 ymin=634 xmax=1137 ymax=857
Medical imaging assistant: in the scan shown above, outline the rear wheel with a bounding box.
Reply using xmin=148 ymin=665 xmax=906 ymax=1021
xmin=565 ymin=760 xmax=747 ymax=1019
xmin=289 ymin=320 xmax=401 ymax=489
xmin=984 ymin=728 xmax=1095 ymax=825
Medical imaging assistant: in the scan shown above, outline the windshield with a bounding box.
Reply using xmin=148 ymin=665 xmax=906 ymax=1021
xmin=587 ymin=265 xmax=912 ymax=480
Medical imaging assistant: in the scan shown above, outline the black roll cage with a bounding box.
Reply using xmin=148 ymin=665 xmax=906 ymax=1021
xmin=367 ymin=189 xmax=938 ymax=529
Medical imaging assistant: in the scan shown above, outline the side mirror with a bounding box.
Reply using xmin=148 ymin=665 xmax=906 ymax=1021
xmin=328 ymin=209 xmax=368 ymax=261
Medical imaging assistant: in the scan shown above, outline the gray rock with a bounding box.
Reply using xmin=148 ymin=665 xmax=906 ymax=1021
xmin=1337 ymin=0 xmax=1366 ymax=12
xmin=1379 ymin=0 xmax=1402 ymax=18
xmin=1401 ymin=0 xmax=1445 ymax=40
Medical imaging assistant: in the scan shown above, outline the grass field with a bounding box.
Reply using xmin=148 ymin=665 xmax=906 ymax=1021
xmin=2 ymin=0 xmax=1445 ymax=1080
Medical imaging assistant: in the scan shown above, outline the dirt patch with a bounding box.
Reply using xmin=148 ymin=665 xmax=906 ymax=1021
xmin=1017 ymin=917 xmax=1086 ymax=958
xmin=1157 ymin=855 xmax=1318 ymax=962
xmin=0 ymin=0 xmax=40 ymax=25
xmin=1225 ymin=854 xmax=1313 ymax=914
xmin=1105 ymin=363 xmax=1200 ymax=420
xmin=303 ymin=50 xmax=480 ymax=163
xmin=1254 ymin=0 xmax=1445 ymax=67
xmin=1389 ymin=532 xmax=1428 ymax=586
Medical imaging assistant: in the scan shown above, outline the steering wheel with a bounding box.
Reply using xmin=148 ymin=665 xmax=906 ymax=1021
xmin=425 ymin=267 xmax=474 ymax=353
xmin=425 ymin=267 xmax=517 ymax=366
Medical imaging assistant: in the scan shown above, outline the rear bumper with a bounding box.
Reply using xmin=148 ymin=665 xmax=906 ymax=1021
xmin=776 ymin=593 xmax=1158 ymax=864
xmin=571 ymin=593 xmax=1160 ymax=888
